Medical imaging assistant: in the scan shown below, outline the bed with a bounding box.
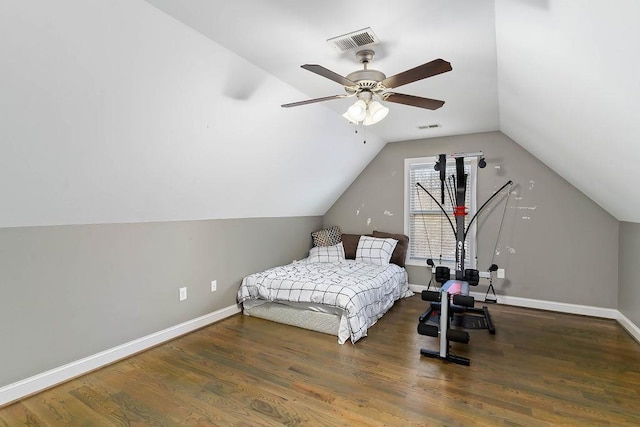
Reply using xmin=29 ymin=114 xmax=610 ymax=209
xmin=237 ymin=229 xmax=413 ymax=344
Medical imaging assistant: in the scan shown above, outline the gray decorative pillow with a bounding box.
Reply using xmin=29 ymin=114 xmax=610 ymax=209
xmin=311 ymin=226 xmax=342 ymax=247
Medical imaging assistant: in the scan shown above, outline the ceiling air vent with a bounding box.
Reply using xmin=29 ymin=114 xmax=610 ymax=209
xmin=327 ymin=27 xmax=380 ymax=52
xmin=417 ymin=123 xmax=442 ymax=130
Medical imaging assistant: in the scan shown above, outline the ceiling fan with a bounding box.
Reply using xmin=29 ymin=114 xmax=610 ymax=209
xmin=282 ymin=49 xmax=452 ymax=125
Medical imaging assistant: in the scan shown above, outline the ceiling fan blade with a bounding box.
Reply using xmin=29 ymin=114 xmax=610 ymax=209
xmin=301 ymin=64 xmax=357 ymax=87
xmin=381 ymin=59 xmax=452 ymax=89
xmin=383 ymin=93 xmax=445 ymax=110
xmin=281 ymin=94 xmax=347 ymax=108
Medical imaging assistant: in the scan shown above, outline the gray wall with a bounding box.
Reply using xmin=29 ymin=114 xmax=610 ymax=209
xmin=619 ymin=222 xmax=640 ymax=326
xmin=0 ymin=216 xmax=322 ymax=387
xmin=324 ymin=131 xmax=619 ymax=307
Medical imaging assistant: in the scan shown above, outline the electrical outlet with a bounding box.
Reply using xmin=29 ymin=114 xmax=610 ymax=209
xmin=211 ymin=280 xmax=217 ymax=292
xmin=179 ymin=286 xmax=187 ymax=301
xmin=497 ymin=268 xmax=505 ymax=279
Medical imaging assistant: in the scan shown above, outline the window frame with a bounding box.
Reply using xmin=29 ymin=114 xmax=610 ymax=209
xmin=403 ymin=156 xmax=478 ymax=269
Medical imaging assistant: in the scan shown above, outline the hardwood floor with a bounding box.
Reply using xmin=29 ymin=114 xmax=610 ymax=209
xmin=2 ymin=295 xmax=639 ymax=426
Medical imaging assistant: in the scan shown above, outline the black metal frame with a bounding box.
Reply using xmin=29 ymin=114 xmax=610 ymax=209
xmin=419 ymin=290 xmax=470 ymax=366
xmin=416 ymin=159 xmax=512 ymax=278
xmin=416 ymin=153 xmax=511 ymax=364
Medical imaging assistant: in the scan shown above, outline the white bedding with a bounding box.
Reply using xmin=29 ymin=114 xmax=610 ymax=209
xmin=237 ymin=259 xmax=412 ymax=343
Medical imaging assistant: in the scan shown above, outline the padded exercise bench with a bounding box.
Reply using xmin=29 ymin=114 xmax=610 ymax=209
xmin=418 ymin=289 xmax=474 ymax=365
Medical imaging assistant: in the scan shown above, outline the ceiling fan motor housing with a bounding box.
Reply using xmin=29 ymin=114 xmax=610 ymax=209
xmin=345 ymin=69 xmax=386 ymax=94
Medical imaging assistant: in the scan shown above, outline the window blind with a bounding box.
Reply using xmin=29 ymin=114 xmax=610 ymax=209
xmin=407 ymin=158 xmax=476 ymax=268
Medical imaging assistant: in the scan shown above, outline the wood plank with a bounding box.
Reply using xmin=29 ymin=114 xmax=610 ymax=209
xmin=1 ymin=295 xmax=640 ymax=425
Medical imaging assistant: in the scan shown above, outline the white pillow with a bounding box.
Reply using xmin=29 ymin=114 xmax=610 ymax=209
xmin=356 ymin=236 xmax=398 ymax=266
xmin=307 ymin=242 xmax=345 ymax=263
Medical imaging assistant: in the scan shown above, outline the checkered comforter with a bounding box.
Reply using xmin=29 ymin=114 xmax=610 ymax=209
xmin=237 ymin=260 xmax=412 ymax=343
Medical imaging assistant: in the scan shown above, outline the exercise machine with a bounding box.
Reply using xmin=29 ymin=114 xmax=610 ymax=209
xmin=418 ymin=266 xmax=495 ymax=332
xmin=416 ymin=152 xmax=512 ymax=365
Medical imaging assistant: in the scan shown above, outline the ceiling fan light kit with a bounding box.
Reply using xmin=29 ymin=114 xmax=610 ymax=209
xmin=282 ymin=49 xmax=452 ymax=126
xmin=344 ymin=98 xmax=389 ymax=126
xmin=366 ymin=100 xmax=389 ymax=123
xmin=347 ymin=99 xmax=368 ymax=122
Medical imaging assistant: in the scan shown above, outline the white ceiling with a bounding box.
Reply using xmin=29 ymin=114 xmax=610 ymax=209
xmin=144 ymin=0 xmax=500 ymax=143
xmin=0 ymin=1 xmax=387 ymax=227
xmin=3 ymin=1 xmax=637 ymax=227
xmin=496 ymin=0 xmax=640 ymax=222
xmin=144 ymin=0 xmax=640 ymax=223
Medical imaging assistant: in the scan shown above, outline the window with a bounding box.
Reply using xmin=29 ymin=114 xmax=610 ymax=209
xmin=404 ymin=156 xmax=477 ymax=269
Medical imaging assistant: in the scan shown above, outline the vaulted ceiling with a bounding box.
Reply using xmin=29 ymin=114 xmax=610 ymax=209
xmin=145 ymin=0 xmax=640 ymax=222
xmin=1 ymin=1 xmax=638 ymax=227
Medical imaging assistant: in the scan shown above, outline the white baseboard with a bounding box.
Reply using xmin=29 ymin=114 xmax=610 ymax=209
xmin=617 ymin=311 xmax=640 ymax=344
xmin=409 ymin=284 xmax=619 ymax=319
xmin=411 ymin=283 xmax=640 ymax=345
xmin=0 ymin=304 xmax=241 ymax=407
xmin=474 ymin=293 xmax=619 ymax=319
xmin=409 ymin=284 xmax=640 ymax=343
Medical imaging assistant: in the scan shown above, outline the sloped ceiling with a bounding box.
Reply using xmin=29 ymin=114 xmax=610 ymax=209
xmin=496 ymin=0 xmax=640 ymax=222
xmin=0 ymin=1 xmax=387 ymax=227
xmin=145 ymin=0 xmax=640 ymax=223
xmin=1 ymin=1 xmax=638 ymax=227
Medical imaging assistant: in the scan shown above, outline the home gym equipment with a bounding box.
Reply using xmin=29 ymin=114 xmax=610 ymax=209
xmin=424 ymin=258 xmax=436 ymax=291
xmin=415 ymin=151 xmax=512 ymax=365
xmin=484 ymin=264 xmax=499 ymax=303
xmin=418 ymin=289 xmax=473 ymax=365
xmin=418 ymin=266 xmax=495 ymax=327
